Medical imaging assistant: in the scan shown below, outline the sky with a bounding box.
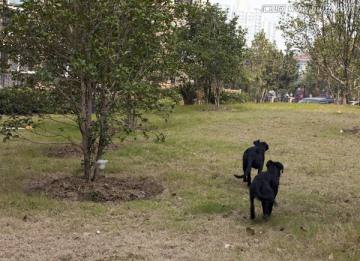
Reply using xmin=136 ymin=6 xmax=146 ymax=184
xmin=210 ymin=0 xmax=291 ymax=50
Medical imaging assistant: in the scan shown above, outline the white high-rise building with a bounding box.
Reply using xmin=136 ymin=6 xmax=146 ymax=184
xmin=233 ymin=0 xmax=250 ymax=11
xmin=233 ymin=8 xmax=263 ymax=45
xmin=212 ymin=0 xmax=279 ymax=47
xmin=262 ymin=20 xmax=277 ymax=44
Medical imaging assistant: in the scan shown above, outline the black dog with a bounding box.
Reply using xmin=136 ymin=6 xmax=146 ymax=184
xmin=234 ymin=140 xmax=269 ymax=186
xmin=249 ymin=160 xmax=284 ymax=221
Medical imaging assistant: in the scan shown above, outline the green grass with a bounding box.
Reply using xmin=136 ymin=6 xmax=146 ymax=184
xmin=1 ymin=103 xmax=360 ymax=260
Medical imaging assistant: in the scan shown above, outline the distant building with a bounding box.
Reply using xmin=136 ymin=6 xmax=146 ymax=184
xmin=0 ymin=0 xmax=23 ymax=89
xmin=6 ymin=0 xmax=22 ymax=5
xmin=212 ymin=0 xmax=278 ymax=47
xmin=233 ymin=0 xmax=251 ymax=11
xmin=294 ymin=52 xmax=311 ymax=82
xmin=174 ymin=0 xmax=205 ymax=3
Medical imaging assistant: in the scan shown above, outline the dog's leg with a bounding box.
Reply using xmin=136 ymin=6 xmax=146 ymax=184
xmin=269 ymin=202 xmax=274 ymax=216
xmin=242 ymin=160 xmax=249 ymax=182
xmin=247 ymin=174 xmax=252 ymax=187
xmin=245 ymin=160 xmax=253 ymax=186
xmin=250 ymin=195 xmax=255 ymax=220
xmin=262 ymin=200 xmax=271 ymax=221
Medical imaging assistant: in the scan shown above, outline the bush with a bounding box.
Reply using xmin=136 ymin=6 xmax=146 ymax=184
xmin=220 ymin=90 xmax=252 ymax=104
xmin=177 ymin=83 xmax=197 ymax=105
xmin=0 ymin=87 xmax=71 ymax=115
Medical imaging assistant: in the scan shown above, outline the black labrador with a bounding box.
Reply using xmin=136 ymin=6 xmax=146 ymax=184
xmin=249 ymin=160 xmax=284 ymax=221
xmin=234 ymin=140 xmax=269 ymax=186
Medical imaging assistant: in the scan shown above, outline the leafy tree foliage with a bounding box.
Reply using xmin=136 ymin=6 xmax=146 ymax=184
xmin=280 ymin=0 xmax=360 ymax=104
xmin=0 ymin=0 xmax=177 ymax=182
xmin=245 ymin=32 xmax=298 ymax=101
xmin=299 ymin=59 xmax=341 ymax=98
xmin=175 ymin=2 xmax=246 ymax=107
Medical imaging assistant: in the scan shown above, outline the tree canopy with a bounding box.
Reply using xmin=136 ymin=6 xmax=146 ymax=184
xmin=280 ymin=0 xmax=360 ymax=104
xmin=175 ymin=2 xmax=246 ymax=106
xmin=0 ymin=0 xmax=177 ymax=182
xmin=245 ymin=32 xmax=298 ymax=101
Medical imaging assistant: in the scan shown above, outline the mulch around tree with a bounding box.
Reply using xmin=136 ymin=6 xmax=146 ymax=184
xmin=37 ymin=144 xmax=165 ymax=202
xmin=26 ymin=175 xmax=165 ymax=202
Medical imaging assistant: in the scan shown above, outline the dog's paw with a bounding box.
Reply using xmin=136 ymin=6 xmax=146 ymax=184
xmin=263 ymin=215 xmax=269 ymax=221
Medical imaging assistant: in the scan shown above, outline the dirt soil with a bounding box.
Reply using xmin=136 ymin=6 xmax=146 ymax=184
xmin=44 ymin=144 xmax=119 ymax=158
xmin=26 ymin=175 xmax=165 ymax=203
xmin=39 ymin=145 xmax=164 ymax=202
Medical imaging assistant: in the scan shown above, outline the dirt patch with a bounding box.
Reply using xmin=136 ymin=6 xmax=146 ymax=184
xmin=44 ymin=145 xmax=83 ymax=158
xmin=43 ymin=144 xmax=120 ymax=158
xmin=26 ymin=175 xmax=165 ymax=202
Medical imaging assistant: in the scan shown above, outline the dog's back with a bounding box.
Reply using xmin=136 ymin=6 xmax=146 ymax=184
xmin=250 ymin=172 xmax=276 ymax=203
xmin=249 ymin=160 xmax=284 ymax=221
xmin=235 ymin=140 xmax=269 ymax=186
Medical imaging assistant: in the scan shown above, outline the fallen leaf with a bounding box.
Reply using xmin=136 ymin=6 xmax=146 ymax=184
xmin=246 ymin=227 xmax=255 ymax=235
xmin=300 ymin=226 xmax=308 ymax=232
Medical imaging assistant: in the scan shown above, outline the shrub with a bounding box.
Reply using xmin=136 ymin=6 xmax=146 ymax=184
xmin=220 ymin=90 xmax=252 ymax=104
xmin=0 ymin=87 xmax=71 ymax=115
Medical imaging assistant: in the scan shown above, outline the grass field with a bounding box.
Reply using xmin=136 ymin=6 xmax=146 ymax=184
xmin=0 ymin=103 xmax=360 ymax=260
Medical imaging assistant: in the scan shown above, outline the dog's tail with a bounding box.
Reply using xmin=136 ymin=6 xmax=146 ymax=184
xmin=234 ymin=174 xmax=245 ymax=179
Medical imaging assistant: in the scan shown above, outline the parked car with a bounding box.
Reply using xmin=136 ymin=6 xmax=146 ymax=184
xmin=298 ymin=97 xmax=334 ymax=104
xmin=294 ymin=93 xmax=304 ymax=102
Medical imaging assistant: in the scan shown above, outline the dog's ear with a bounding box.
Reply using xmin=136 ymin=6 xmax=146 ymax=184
xmin=266 ymin=160 xmax=273 ymax=167
xmin=276 ymin=162 xmax=284 ymax=173
xmin=253 ymin=140 xmax=260 ymax=146
xmin=264 ymin=143 xmax=269 ymax=151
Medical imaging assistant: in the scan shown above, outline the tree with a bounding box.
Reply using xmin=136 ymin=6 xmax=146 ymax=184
xmin=300 ymin=59 xmax=340 ymax=98
xmin=175 ymin=2 xmax=246 ymax=107
xmin=280 ymin=0 xmax=360 ymax=104
xmin=245 ymin=32 xmax=298 ymax=101
xmin=0 ymin=0 xmax=177 ymax=182
xmin=246 ymin=32 xmax=277 ymax=101
xmin=280 ymin=47 xmax=299 ymax=92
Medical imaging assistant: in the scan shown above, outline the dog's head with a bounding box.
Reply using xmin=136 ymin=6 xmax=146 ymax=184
xmin=253 ymin=140 xmax=269 ymax=151
xmin=266 ymin=160 xmax=284 ymax=174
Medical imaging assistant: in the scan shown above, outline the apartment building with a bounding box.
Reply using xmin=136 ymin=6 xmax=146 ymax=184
xmin=1 ymin=0 xmax=25 ymax=88
xmin=212 ymin=0 xmax=279 ymax=48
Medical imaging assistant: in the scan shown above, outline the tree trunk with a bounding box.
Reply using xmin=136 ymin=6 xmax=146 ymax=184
xmin=79 ymin=78 xmax=94 ymax=182
xmin=259 ymin=88 xmax=267 ymax=103
xmin=92 ymin=118 xmax=107 ymax=182
xmin=214 ymin=78 xmax=221 ymax=108
xmin=203 ymin=79 xmax=212 ymax=104
xmin=340 ymin=81 xmax=349 ymax=105
xmin=92 ymin=141 xmax=104 ymax=182
xmin=126 ymin=94 xmax=137 ymax=131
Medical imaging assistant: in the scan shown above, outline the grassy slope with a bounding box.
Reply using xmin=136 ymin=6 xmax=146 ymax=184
xmin=1 ymin=103 xmax=359 ymax=260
